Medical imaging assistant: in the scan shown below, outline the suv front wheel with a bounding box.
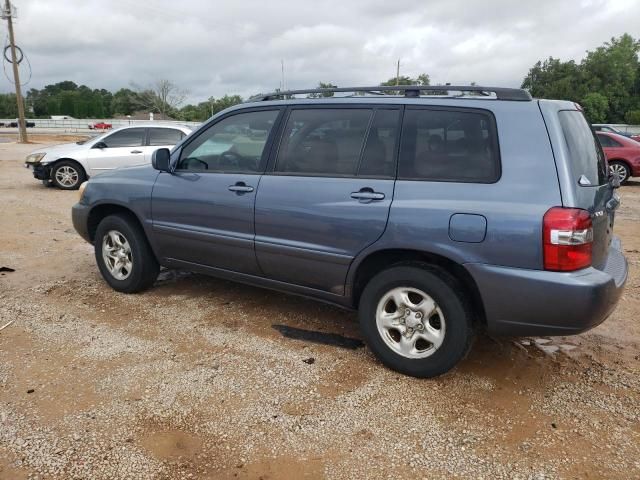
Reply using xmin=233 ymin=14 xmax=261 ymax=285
xmin=358 ymin=265 xmax=474 ymax=378
xmin=94 ymin=214 xmax=159 ymax=293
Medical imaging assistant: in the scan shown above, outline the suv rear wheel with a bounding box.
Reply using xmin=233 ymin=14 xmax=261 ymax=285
xmin=358 ymin=265 xmax=474 ymax=378
xmin=94 ymin=214 xmax=159 ymax=293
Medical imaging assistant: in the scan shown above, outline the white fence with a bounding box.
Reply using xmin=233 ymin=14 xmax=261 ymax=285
xmin=605 ymin=124 xmax=640 ymax=135
xmin=0 ymin=118 xmax=202 ymax=133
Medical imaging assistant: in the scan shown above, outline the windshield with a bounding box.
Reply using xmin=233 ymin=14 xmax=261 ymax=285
xmin=77 ymin=130 xmax=114 ymax=146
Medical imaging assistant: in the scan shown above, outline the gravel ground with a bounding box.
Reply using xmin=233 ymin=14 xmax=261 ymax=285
xmin=0 ymin=140 xmax=639 ymax=479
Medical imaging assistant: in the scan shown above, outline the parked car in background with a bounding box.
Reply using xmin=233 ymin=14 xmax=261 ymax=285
xmin=592 ymin=124 xmax=640 ymax=142
xmin=89 ymin=122 xmax=112 ymax=130
xmin=596 ymin=131 xmax=640 ymax=184
xmin=8 ymin=121 xmax=35 ymax=127
xmin=25 ymin=124 xmax=192 ymax=189
xmin=72 ymin=85 xmax=627 ymax=378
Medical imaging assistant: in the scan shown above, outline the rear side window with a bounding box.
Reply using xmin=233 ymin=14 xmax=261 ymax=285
xmin=559 ymin=111 xmax=607 ymax=186
xmin=398 ymin=108 xmax=500 ymax=183
xmin=148 ymin=128 xmax=185 ymax=146
xmin=596 ymin=133 xmax=622 ymax=148
xmin=102 ymin=128 xmax=145 ymax=148
xmin=275 ymin=109 xmax=372 ymax=176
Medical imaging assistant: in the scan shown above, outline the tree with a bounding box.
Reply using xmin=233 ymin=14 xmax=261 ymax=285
xmin=522 ymin=34 xmax=640 ymax=123
xmin=581 ymin=93 xmax=609 ymax=123
xmin=380 ymin=73 xmax=430 ymax=94
xmin=111 ymin=88 xmax=140 ymax=116
xmin=625 ymin=110 xmax=640 ymax=124
xmin=308 ymin=82 xmax=337 ymax=98
xmin=521 ymin=57 xmax=584 ymax=102
xmin=134 ymin=79 xmax=188 ymax=118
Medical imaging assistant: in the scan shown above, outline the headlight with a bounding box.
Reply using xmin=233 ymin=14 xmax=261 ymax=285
xmin=78 ymin=181 xmax=88 ymax=201
xmin=25 ymin=152 xmax=46 ymax=163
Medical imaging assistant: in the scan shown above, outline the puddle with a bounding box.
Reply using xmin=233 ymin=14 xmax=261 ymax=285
xmin=272 ymin=324 xmax=364 ymax=350
xmin=139 ymin=429 xmax=203 ymax=461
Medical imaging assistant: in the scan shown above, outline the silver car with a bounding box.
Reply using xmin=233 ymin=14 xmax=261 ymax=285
xmin=25 ymin=124 xmax=193 ymax=189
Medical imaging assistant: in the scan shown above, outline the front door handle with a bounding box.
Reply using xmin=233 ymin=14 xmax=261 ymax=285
xmin=228 ymin=182 xmax=254 ymax=193
xmin=351 ymin=188 xmax=385 ymax=201
xmin=131 ymin=150 xmax=143 ymax=154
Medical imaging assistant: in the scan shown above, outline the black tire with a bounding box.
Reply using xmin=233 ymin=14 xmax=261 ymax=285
xmin=94 ymin=214 xmax=159 ymax=293
xmin=51 ymin=160 xmax=85 ymax=190
xmin=608 ymin=161 xmax=630 ymax=185
xmin=358 ymin=264 xmax=474 ymax=378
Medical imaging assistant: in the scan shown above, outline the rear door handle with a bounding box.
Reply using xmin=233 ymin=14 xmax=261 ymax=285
xmin=131 ymin=150 xmax=143 ymax=154
xmin=351 ymin=189 xmax=385 ymax=201
xmin=228 ymin=182 xmax=254 ymax=193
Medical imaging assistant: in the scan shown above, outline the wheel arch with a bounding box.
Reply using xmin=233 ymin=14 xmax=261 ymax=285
xmin=349 ymin=248 xmax=486 ymax=326
xmin=87 ymin=203 xmax=145 ymax=244
xmin=48 ymin=157 xmax=88 ymax=180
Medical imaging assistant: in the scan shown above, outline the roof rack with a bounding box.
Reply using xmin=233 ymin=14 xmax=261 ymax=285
xmin=248 ymin=85 xmax=532 ymax=102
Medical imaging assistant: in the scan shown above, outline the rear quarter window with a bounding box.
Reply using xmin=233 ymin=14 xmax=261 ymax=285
xmin=559 ymin=111 xmax=607 ymax=186
xmin=398 ymin=107 xmax=500 ymax=183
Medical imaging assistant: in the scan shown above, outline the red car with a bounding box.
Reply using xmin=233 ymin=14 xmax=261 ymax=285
xmin=596 ymin=131 xmax=640 ymax=184
xmin=89 ymin=122 xmax=112 ymax=130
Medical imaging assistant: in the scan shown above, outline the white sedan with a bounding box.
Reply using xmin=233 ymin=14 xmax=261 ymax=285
xmin=24 ymin=124 xmax=193 ymax=190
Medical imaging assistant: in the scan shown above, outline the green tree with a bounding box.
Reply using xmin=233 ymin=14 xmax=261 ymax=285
xmin=625 ymin=110 xmax=640 ymax=124
xmin=521 ymin=57 xmax=584 ymax=101
xmin=581 ymin=92 xmax=609 ymax=123
xmin=522 ymin=34 xmax=640 ymax=123
xmin=308 ymin=82 xmax=337 ymax=98
xmin=380 ymin=73 xmax=430 ymax=94
xmin=111 ymin=88 xmax=140 ymax=116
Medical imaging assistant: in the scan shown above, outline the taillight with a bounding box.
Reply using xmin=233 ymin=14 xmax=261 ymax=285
xmin=543 ymin=207 xmax=593 ymax=271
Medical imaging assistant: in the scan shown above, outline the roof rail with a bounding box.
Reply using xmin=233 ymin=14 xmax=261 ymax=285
xmin=248 ymin=85 xmax=532 ymax=102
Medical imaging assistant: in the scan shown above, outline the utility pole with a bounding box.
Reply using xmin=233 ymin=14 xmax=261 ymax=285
xmin=396 ymin=59 xmax=401 ymax=86
xmin=3 ymin=0 xmax=27 ymax=143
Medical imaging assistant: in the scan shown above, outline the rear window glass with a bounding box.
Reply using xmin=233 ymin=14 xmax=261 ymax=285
xmin=275 ymin=109 xmax=372 ymax=176
xmin=102 ymin=128 xmax=145 ymax=148
xmin=596 ymin=133 xmax=623 ymax=148
xmin=559 ymin=111 xmax=607 ymax=186
xmin=149 ymin=128 xmax=185 ymax=146
xmin=398 ymin=108 xmax=500 ymax=183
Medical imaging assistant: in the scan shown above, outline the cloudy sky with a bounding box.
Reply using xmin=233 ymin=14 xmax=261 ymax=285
xmin=4 ymin=0 xmax=639 ymax=103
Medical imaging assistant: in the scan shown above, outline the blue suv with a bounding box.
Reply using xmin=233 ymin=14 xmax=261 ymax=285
xmin=72 ymin=85 xmax=628 ymax=377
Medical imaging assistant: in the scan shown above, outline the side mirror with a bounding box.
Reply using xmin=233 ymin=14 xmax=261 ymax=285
xmin=92 ymin=141 xmax=107 ymax=149
xmin=152 ymin=148 xmax=171 ymax=172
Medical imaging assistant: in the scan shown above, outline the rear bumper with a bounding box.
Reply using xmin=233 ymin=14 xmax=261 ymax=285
xmin=72 ymin=202 xmax=92 ymax=243
xmin=466 ymin=238 xmax=628 ymax=336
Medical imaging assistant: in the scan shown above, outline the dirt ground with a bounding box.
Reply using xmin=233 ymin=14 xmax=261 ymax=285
xmin=0 ymin=140 xmax=638 ymax=480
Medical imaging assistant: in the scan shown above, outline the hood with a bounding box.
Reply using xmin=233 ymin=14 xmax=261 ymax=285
xmin=30 ymin=142 xmax=89 ymax=161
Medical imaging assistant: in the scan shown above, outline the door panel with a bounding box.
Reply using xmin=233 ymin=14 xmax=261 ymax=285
xmin=255 ymin=176 xmax=394 ymax=294
xmin=151 ymin=172 xmax=261 ymax=274
xmin=254 ymin=107 xmax=400 ymax=294
xmin=150 ymin=109 xmax=281 ymax=275
xmin=87 ymin=147 xmax=146 ymax=174
xmin=86 ymin=127 xmax=147 ymax=174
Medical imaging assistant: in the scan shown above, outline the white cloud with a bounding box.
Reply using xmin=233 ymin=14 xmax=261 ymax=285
xmin=4 ymin=0 xmax=639 ymax=103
